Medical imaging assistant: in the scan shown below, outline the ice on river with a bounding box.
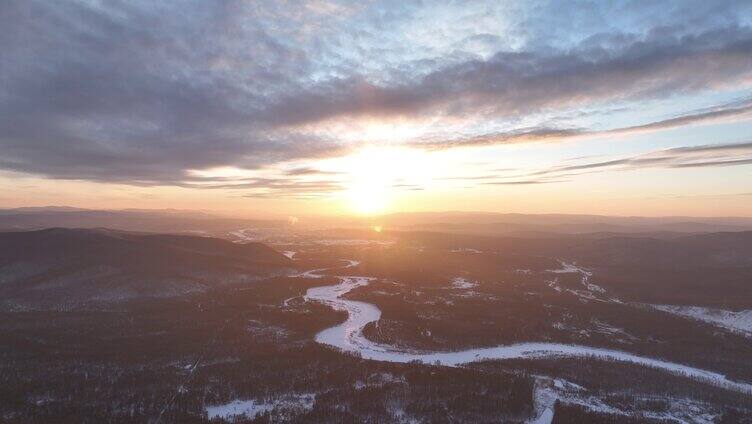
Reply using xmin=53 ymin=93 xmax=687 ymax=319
xmin=303 ymin=263 xmax=752 ymax=395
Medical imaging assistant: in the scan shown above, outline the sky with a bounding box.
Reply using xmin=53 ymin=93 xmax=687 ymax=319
xmin=1 ymin=0 xmax=752 ymax=217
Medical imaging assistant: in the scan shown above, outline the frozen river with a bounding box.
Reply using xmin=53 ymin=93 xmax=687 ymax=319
xmin=303 ymin=261 xmax=752 ymax=395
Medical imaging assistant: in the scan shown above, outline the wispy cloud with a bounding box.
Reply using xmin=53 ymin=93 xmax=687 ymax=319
xmin=411 ymin=98 xmax=752 ymax=149
xmin=648 ymin=191 xmax=752 ymax=200
xmin=432 ymin=141 xmax=752 ymax=188
xmin=482 ymin=179 xmax=566 ymax=185
xmin=519 ymin=141 xmax=752 ymax=180
xmin=283 ymin=167 xmax=342 ymax=176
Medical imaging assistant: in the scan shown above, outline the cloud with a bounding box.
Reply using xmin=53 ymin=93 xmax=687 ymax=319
xmin=519 ymin=141 xmax=752 ymax=180
xmin=0 ymin=1 xmax=341 ymax=184
xmin=283 ymin=167 xmax=342 ymax=176
xmin=259 ymin=26 xmax=752 ymax=127
xmin=1 ymin=0 xmax=752 ymax=188
xmin=442 ymin=141 xmax=752 ymax=187
xmin=410 ymin=97 xmax=752 ymax=150
xmin=651 ymin=191 xmax=752 ymax=200
xmin=186 ymin=177 xmax=343 ymax=192
xmin=482 ymin=179 xmax=565 ymax=185
xmin=188 ymin=176 xmax=345 ymax=200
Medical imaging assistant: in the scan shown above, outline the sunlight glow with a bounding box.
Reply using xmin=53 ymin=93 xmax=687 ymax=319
xmin=345 ymin=177 xmax=388 ymax=214
xmin=334 ymin=146 xmax=435 ymax=215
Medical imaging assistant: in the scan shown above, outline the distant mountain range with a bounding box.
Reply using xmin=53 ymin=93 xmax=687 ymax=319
xmin=0 ymin=207 xmax=288 ymax=236
xmin=0 ymin=228 xmax=295 ymax=310
xmin=3 ymin=208 xmax=752 ymax=238
xmin=377 ymin=211 xmax=752 ymax=236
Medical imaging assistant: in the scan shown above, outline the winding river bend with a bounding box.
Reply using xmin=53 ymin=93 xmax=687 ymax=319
xmin=302 ymin=261 xmax=752 ymax=395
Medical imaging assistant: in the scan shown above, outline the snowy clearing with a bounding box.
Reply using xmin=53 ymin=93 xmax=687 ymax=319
xmin=280 ymin=250 xmax=296 ymax=259
xmin=546 ymin=261 xmax=618 ymax=303
xmin=451 ymin=277 xmax=477 ymax=289
xmin=449 ymin=248 xmax=483 ymax=254
xmin=649 ymin=305 xmax=752 ymax=337
xmin=205 ymin=394 xmax=315 ymax=422
xmin=205 ymin=399 xmax=272 ymax=421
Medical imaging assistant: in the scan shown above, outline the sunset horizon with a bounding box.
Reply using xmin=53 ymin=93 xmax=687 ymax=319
xmin=3 ymin=1 xmax=752 ymax=423
xmin=2 ymin=1 xmax=751 ymax=218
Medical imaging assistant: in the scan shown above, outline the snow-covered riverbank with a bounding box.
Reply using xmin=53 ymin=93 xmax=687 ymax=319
xmin=303 ymin=261 xmax=752 ymax=395
xmin=649 ymin=304 xmax=752 ymax=338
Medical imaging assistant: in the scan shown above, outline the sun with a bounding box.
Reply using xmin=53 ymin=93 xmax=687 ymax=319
xmin=336 ymin=146 xmax=434 ymax=215
xmin=346 ymin=177 xmax=389 ymax=215
xmin=343 ymin=148 xmax=392 ymax=214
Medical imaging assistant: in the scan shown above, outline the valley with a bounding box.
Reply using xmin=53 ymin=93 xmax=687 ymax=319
xmin=1 ymin=224 xmax=751 ymax=423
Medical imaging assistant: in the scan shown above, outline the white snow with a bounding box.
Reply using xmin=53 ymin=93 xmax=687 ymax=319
xmin=247 ymin=320 xmax=289 ymax=340
xmin=650 ymin=305 xmax=752 ymax=337
xmin=449 ymin=248 xmax=483 ymax=254
xmin=281 ymin=295 xmax=300 ymax=307
xmin=451 ymin=277 xmax=477 ymax=289
xmin=205 ymin=394 xmax=315 ymax=422
xmin=206 ymin=399 xmax=273 ymax=421
xmin=297 ymin=259 xmax=360 ymax=279
xmin=229 ymin=229 xmax=260 ymax=243
xmin=546 ymin=261 xmax=616 ymax=303
xmin=281 ymin=250 xmax=296 ymax=259
xmin=528 ymin=380 xmax=557 ymax=424
xmin=302 ymin=261 xmax=752 ymax=395
xmin=527 ymin=377 xmax=723 ymax=423
xmin=591 ymin=320 xmax=639 ymax=343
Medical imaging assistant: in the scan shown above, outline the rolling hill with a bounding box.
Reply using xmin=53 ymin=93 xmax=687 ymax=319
xmin=0 ymin=228 xmax=295 ymax=310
